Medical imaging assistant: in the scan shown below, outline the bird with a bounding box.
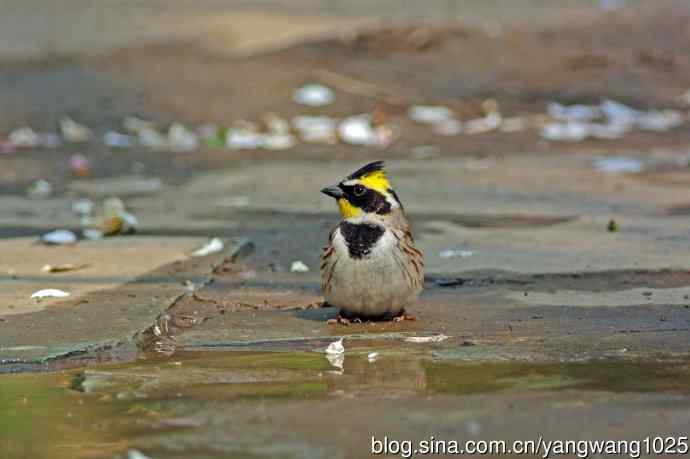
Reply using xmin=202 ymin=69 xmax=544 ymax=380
xmin=320 ymin=161 xmax=424 ymax=324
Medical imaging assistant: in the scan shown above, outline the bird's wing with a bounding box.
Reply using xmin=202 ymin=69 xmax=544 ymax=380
xmin=320 ymin=225 xmax=339 ymax=294
xmin=391 ymin=226 xmax=425 ymax=291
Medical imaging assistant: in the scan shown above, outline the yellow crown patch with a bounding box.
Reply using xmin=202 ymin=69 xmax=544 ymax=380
xmin=358 ymin=170 xmax=390 ymax=193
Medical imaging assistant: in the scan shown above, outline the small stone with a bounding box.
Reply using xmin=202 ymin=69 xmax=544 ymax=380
xmin=27 ymin=179 xmax=52 ymax=198
xmin=290 ymin=261 xmax=310 ymax=273
xmin=293 ymin=83 xmax=334 ymax=107
xmin=60 ymin=117 xmax=92 ymax=143
xmin=40 ymin=230 xmax=77 ymax=245
xmin=408 ymin=105 xmax=454 ymax=124
xmin=607 ymin=219 xmax=619 ymax=232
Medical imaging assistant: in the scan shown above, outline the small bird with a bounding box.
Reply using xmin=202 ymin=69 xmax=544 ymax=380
xmin=320 ymin=161 xmax=424 ymax=324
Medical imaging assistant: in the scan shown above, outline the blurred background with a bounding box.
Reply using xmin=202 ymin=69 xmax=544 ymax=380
xmin=2 ymin=0 xmax=690 ymax=195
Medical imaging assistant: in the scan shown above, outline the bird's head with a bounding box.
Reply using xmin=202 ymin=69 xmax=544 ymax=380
xmin=321 ymin=161 xmax=402 ymax=220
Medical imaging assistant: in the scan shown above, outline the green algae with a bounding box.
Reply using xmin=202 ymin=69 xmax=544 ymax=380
xmin=0 ymin=372 xmax=132 ymax=459
xmin=424 ymin=359 xmax=690 ymax=395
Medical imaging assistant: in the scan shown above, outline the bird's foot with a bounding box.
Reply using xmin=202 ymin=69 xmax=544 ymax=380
xmin=393 ymin=312 xmax=417 ymax=322
xmin=327 ymin=315 xmax=351 ymax=326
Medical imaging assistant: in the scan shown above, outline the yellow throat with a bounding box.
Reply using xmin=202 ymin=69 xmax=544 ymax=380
xmin=337 ymin=198 xmax=361 ymax=218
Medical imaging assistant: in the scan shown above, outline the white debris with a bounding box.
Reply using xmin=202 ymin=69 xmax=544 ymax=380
xmin=168 ymin=123 xmax=199 ymax=152
xmin=191 ymin=238 xmax=224 ymax=257
xmin=82 ymin=229 xmax=104 ymax=240
xmin=71 ymin=198 xmax=94 ymax=216
xmin=325 ymin=338 xmax=345 ymax=354
xmin=540 ymin=122 xmax=589 ymax=142
xmin=31 ymin=289 xmax=70 ymax=299
xmin=293 ymin=116 xmax=337 ymax=144
xmin=439 ymin=249 xmax=474 ymax=259
xmin=500 ymin=117 xmax=529 ymax=132
xmin=8 ymin=127 xmax=40 ymax=148
xmin=103 ymin=131 xmax=134 ymax=148
xmin=338 ymin=115 xmax=379 ymax=146
xmin=408 ymin=105 xmax=454 ymax=124
xmin=123 ymin=116 xmax=155 ymax=134
xmin=293 ymin=83 xmax=334 ymax=107
xmin=263 ymin=133 xmax=296 ymax=150
xmin=40 ymin=230 xmax=77 ymax=245
xmin=27 ymin=179 xmax=52 ymax=198
xmin=593 ymin=157 xmax=643 ymax=173
xmin=263 ymin=114 xmax=291 ymax=135
xmin=432 ymin=118 xmax=463 ymax=136
xmin=636 ymin=110 xmax=683 ymax=132
xmin=548 ymin=102 xmax=599 ymax=122
xmin=126 ymin=450 xmax=153 ymax=459
xmin=60 ymin=117 xmax=92 ymax=143
xmin=290 ymin=260 xmax=310 ymax=273
xmin=41 ymin=264 xmax=87 ymax=273
xmin=225 ymin=129 xmax=264 ymax=150
xmin=543 ymin=99 xmax=685 ymax=142
xmin=600 ymin=99 xmax=639 ymax=127
xmin=137 ymin=127 xmax=166 ymax=149
xmin=404 ymin=335 xmax=449 ymax=344
xmin=184 ymin=280 xmax=202 ymax=293
xmin=367 ymin=352 xmax=379 ymax=362
xmin=464 ymin=112 xmax=502 ymax=135
xmin=327 ymin=352 xmax=345 ymax=371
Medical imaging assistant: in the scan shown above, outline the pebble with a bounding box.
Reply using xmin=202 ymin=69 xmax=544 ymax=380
xmin=40 ymin=230 xmax=77 ymax=245
xmin=293 ymin=83 xmax=334 ymax=107
xmin=290 ymin=261 xmax=310 ymax=273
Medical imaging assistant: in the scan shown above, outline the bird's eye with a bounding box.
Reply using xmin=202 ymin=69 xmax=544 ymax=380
xmin=353 ymin=185 xmax=366 ymax=196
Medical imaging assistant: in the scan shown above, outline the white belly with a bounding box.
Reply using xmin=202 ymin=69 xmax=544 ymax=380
xmin=325 ymin=229 xmax=420 ymax=318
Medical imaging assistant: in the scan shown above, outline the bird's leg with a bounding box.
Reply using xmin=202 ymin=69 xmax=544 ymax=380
xmin=393 ymin=310 xmax=417 ymax=322
xmin=326 ymin=314 xmax=351 ymax=326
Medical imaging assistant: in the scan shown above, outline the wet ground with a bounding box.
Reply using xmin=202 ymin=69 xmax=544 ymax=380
xmin=4 ymin=351 xmax=690 ymax=459
xmin=3 ymin=1 xmax=690 ymax=458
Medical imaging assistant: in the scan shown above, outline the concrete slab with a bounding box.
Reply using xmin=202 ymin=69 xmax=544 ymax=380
xmin=0 ymin=236 xmax=222 ymax=364
xmin=0 ymin=237 xmax=202 ymax=316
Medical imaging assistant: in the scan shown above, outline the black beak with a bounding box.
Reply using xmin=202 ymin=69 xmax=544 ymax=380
xmin=321 ymin=185 xmax=344 ymax=199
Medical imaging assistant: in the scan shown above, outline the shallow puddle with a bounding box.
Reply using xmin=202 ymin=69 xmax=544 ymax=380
xmin=2 ymin=350 xmax=690 ymax=459
xmin=425 ymin=359 xmax=690 ymax=394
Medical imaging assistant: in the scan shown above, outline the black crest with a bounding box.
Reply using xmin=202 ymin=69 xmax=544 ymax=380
xmin=347 ymin=161 xmax=385 ymax=180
